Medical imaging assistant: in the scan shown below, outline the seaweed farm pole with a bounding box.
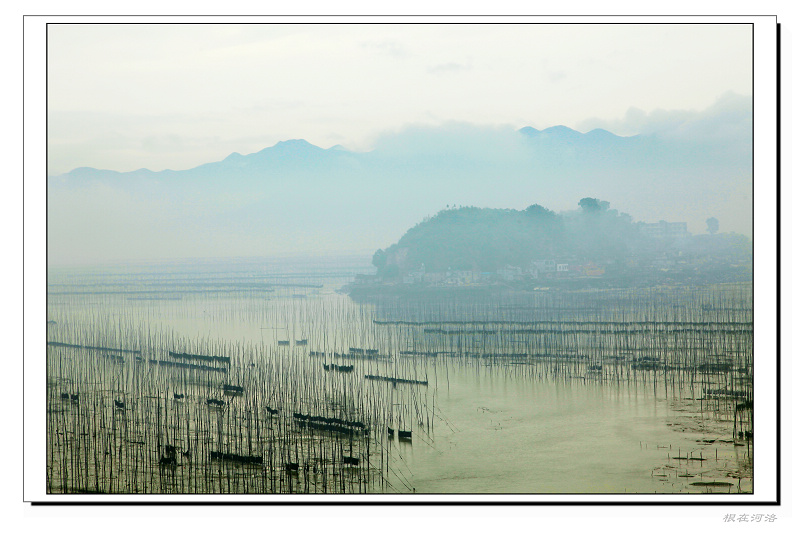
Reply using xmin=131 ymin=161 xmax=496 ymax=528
xmin=365 ymin=425 xmax=371 ymax=492
xmin=90 ymin=392 xmax=101 ymax=494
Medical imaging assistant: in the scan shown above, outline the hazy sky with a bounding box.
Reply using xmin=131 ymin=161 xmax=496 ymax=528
xmin=47 ymin=23 xmax=752 ymax=176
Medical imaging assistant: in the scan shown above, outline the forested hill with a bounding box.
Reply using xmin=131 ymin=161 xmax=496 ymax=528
xmin=370 ymin=198 xmax=751 ymax=279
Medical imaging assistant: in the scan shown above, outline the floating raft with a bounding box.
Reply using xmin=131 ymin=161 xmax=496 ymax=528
xmin=47 ymin=341 xmax=141 ymax=354
xmin=313 ymin=350 xmax=382 ymax=359
xmin=424 ymin=328 xmax=497 ymax=335
xmin=400 ymin=351 xmax=440 ymax=357
xmin=697 ymin=363 xmax=734 ymax=372
xmin=149 ymin=359 xmax=228 ymax=373
xmin=349 ymin=347 xmax=379 ymax=355
xmin=704 ymin=388 xmax=747 ymax=398
xmin=373 ymin=319 xmax=753 ymax=329
xmin=323 ymin=363 xmax=354 ymax=373
xmin=99 ymin=353 xmax=126 ymax=364
xmin=168 ymin=351 xmax=230 ymax=365
xmin=292 ymin=413 xmax=367 ymax=435
xmin=210 ymin=451 xmax=262 ymax=465
xmin=364 ymin=374 xmax=428 ymax=386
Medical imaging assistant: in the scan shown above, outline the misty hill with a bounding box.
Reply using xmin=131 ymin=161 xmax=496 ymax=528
xmin=46 ymin=99 xmax=752 ymax=264
xmin=372 ymin=200 xmax=638 ymax=275
xmin=371 ymin=199 xmax=752 ymax=283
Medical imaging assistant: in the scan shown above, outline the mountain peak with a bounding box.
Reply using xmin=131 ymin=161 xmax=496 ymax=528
xmin=65 ymin=166 xmax=121 ymax=178
xmin=274 ymin=139 xmax=317 ymax=149
xmin=541 ymin=125 xmax=582 ymax=138
xmin=585 ymin=128 xmax=618 ymax=139
xmin=518 ymin=126 xmax=541 ymax=136
xmin=519 ymin=125 xmax=583 ymax=140
xmin=520 ymin=125 xmax=628 ymax=142
xmin=249 ymin=139 xmax=324 ymax=157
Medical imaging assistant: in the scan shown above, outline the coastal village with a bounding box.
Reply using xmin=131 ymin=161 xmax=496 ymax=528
xmin=352 ymin=220 xmax=752 ymax=290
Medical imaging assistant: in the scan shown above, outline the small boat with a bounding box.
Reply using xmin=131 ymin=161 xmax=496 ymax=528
xmin=223 ymin=384 xmax=244 ymax=394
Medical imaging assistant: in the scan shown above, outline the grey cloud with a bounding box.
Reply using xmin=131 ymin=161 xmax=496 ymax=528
xmin=369 ymin=122 xmax=527 ymax=160
xmin=577 ymin=92 xmax=752 ymax=140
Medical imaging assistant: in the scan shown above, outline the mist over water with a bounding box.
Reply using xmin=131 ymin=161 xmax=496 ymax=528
xmin=46 ymin=257 xmax=753 ymax=495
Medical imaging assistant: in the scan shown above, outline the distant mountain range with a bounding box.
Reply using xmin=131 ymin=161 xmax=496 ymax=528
xmin=47 ymin=126 xmax=687 ymax=181
xmin=47 ymin=122 xmax=752 ymax=265
xmin=54 ymin=138 xmax=348 ymax=181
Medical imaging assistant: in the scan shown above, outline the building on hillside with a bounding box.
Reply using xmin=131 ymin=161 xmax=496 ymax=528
xmin=403 ymin=265 xmax=425 ymax=284
xmin=581 ymin=262 xmax=605 ymax=276
xmin=638 ymin=221 xmax=689 ymax=239
xmin=530 ymin=259 xmax=556 ymax=275
xmin=447 ymin=270 xmax=479 ymax=285
xmin=498 ymin=265 xmax=524 ymax=281
xmin=424 ymin=272 xmax=446 ymax=284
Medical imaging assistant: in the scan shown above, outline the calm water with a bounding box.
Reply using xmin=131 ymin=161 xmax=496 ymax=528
xmin=46 ymin=257 xmax=753 ymax=495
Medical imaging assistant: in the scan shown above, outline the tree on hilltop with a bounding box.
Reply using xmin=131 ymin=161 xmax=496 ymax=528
xmin=579 ymin=197 xmax=609 ymax=213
